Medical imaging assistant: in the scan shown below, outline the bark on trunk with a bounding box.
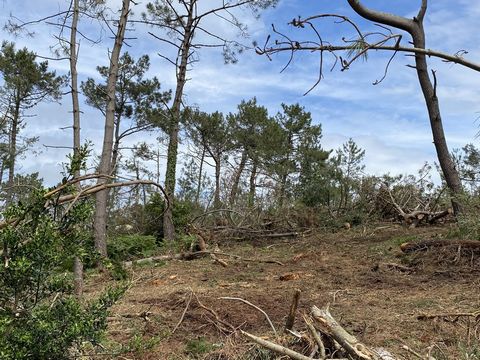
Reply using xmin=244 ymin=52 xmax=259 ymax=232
xmin=93 ymin=0 xmax=130 ymax=259
xmin=229 ymin=150 xmax=247 ymax=206
xmin=163 ymin=4 xmax=195 ymax=241
xmin=214 ymin=154 xmax=222 ymax=209
xmin=248 ymin=162 xmax=257 ymax=207
xmin=347 ymin=0 xmax=463 ymax=214
xmin=195 ymin=146 xmax=206 ymax=205
xmin=70 ymin=0 xmax=83 ymax=297
xmin=6 ymin=102 xmax=20 ymax=205
xmin=410 ymin=25 xmax=463 ymax=213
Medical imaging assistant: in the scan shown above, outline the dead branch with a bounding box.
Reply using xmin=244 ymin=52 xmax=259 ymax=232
xmin=172 ymin=290 xmax=193 ymax=333
xmin=193 ymin=293 xmax=236 ymax=333
xmin=241 ymin=330 xmax=317 ymax=360
xmin=239 ymin=304 xmax=400 ymax=360
xmin=311 ymin=305 xmax=382 ymax=360
xmin=417 ymin=311 xmax=480 ymax=321
xmin=400 ymin=239 xmax=480 ymax=253
xmin=304 ymin=315 xmax=326 ymax=359
xmin=378 ymin=262 xmax=413 ymax=273
xmin=385 ymin=185 xmax=451 ymax=227
xmin=219 ymin=296 xmax=277 ymax=335
xmin=210 ymin=253 xmax=228 ymax=267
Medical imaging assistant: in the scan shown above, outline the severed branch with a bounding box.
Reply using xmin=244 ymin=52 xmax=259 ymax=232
xmin=241 ymin=330 xmax=317 ymax=360
xmin=417 ymin=310 xmax=480 ymax=321
xmin=239 ymin=304 xmax=399 ymax=360
xmin=311 ymin=305 xmax=383 ymax=360
xmin=0 ymin=175 xmax=168 ymax=259
xmin=219 ymin=296 xmax=277 ymax=335
xmin=400 ymin=239 xmax=480 ymax=253
xmin=304 ymin=314 xmax=326 ymax=359
xmin=172 ymin=290 xmax=193 ymax=333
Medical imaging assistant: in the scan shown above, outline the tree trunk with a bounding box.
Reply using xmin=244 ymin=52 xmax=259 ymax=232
xmin=347 ymin=0 xmax=463 ymax=214
xmin=93 ymin=0 xmax=130 ymax=259
xmin=278 ymin=173 xmax=288 ymax=208
xmin=214 ymin=154 xmax=221 ymax=209
xmin=248 ymin=162 xmax=257 ymax=207
xmin=70 ymin=0 xmax=83 ymax=297
xmin=409 ymin=23 xmax=463 ymax=213
xmin=229 ymin=150 xmax=247 ymax=206
xmin=6 ymin=102 xmax=20 ymax=205
xmin=195 ymin=146 xmax=206 ymax=205
xmin=163 ymin=5 xmax=194 ymax=242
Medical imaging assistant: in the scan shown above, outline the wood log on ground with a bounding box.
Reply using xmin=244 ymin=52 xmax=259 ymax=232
xmin=400 ymin=239 xmax=480 ymax=253
xmin=311 ymin=306 xmax=393 ymax=360
xmin=124 ymin=250 xmax=284 ymax=267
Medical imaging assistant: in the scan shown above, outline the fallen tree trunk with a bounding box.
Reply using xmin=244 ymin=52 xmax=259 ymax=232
xmin=124 ymin=250 xmax=284 ymax=267
xmin=400 ymin=239 xmax=480 ymax=253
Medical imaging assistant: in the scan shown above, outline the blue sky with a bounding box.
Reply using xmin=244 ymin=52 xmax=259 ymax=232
xmin=0 ymin=0 xmax=479 ymax=185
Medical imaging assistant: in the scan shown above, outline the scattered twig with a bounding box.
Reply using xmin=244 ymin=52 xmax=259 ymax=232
xmin=172 ymin=290 xmax=193 ymax=333
xmin=219 ymin=296 xmax=277 ymax=335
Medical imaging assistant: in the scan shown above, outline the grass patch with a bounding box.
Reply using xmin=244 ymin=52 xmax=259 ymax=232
xmin=185 ymin=337 xmax=216 ymax=358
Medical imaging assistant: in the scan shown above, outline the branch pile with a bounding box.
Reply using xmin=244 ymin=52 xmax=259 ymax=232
xmin=190 ymin=208 xmax=311 ymax=242
xmin=241 ymin=304 xmax=407 ymax=360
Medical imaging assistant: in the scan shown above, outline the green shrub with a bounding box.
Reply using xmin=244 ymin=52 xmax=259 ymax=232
xmin=108 ymin=234 xmax=158 ymax=262
xmin=0 ymin=181 xmax=124 ymax=359
xmin=144 ymin=193 xmax=196 ymax=241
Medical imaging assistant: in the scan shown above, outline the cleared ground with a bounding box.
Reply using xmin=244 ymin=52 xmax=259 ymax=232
xmin=86 ymin=225 xmax=480 ymax=359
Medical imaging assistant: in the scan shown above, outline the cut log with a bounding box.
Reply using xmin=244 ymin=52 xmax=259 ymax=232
xmin=400 ymin=239 xmax=480 ymax=253
xmin=311 ymin=306 xmax=390 ymax=360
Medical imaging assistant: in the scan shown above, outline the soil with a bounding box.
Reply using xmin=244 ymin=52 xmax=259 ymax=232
xmin=85 ymin=224 xmax=480 ymax=359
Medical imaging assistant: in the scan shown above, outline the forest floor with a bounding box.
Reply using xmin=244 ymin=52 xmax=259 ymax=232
xmin=85 ymin=224 xmax=480 ymax=359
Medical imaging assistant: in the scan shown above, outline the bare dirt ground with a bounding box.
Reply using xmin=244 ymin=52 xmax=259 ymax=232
xmin=85 ymin=224 xmax=480 ymax=359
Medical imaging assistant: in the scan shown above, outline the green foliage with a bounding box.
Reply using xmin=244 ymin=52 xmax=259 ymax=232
xmin=177 ymin=157 xmax=213 ymax=205
xmin=123 ymin=332 xmax=160 ymax=356
xmin=144 ymin=193 xmax=196 ymax=241
xmin=0 ymin=166 xmax=124 ymax=359
xmin=81 ymin=52 xmax=171 ymax=132
xmin=0 ymin=286 xmax=125 ymax=360
xmin=108 ymin=234 xmax=158 ymax=262
xmin=0 ymin=172 xmax=43 ymax=204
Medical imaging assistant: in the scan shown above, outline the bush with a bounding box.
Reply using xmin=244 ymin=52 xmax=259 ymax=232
xmin=0 ymin=286 xmax=125 ymax=360
xmin=144 ymin=193 xmax=196 ymax=242
xmin=0 ymin=184 xmax=124 ymax=359
xmin=108 ymin=234 xmax=158 ymax=262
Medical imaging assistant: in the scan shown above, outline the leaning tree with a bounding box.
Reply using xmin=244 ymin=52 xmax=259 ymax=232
xmin=257 ymin=0 xmax=480 ymax=214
